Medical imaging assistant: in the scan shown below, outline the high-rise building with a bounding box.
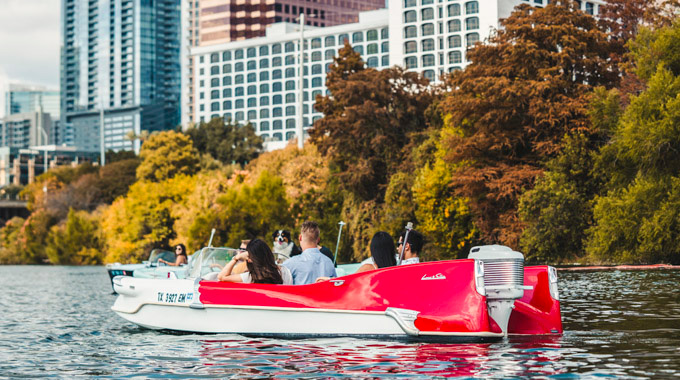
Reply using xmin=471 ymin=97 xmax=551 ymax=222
xmin=191 ymin=0 xmax=604 ymax=151
xmin=0 ymin=112 xmax=52 ymax=149
xmin=182 ymin=0 xmax=386 ymax=126
xmin=61 ymin=0 xmax=182 ymax=153
xmin=2 ymin=84 xmax=62 ymax=145
xmin=4 ymin=84 xmax=60 ymax=120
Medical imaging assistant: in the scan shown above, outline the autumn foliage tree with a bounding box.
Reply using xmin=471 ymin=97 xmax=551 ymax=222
xmin=439 ymin=1 xmax=619 ymax=247
xmin=186 ymin=117 xmax=263 ymax=166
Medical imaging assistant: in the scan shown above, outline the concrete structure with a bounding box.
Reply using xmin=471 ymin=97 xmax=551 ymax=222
xmin=0 ymin=145 xmax=100 ymax=187
xmin=191 ymin=0 xmax=604 ymax=150
xmin=61 ymin=0 xmax=182 ymax=153
xmin=0 ymin=112 xmax=52 ymax=149
xmin=182 ymin=0 xmax=386 ymax=127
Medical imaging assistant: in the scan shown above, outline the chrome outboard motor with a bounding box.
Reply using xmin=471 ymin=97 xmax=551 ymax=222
xmin=469 ymin=245 xmax=526 ymax=336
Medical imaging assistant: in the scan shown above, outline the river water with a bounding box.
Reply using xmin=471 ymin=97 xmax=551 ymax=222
xmin=0 ymin=266 xmax=678 ymax=378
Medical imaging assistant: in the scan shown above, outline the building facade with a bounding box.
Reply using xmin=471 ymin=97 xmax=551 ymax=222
xmin=191 ymin=0 xmax=604 ymax=150
xmin=0 ymin=146 xmax=100 ymax=187
xmin=182 ymin=0 xmax=386 ymax=127
xmin=61 ymin=0 xmax=182 ymax=153
xmin=2 ymin=84 xmax=62 ymax=145
xmin=0 ymin=112 xmax=52 ymax=149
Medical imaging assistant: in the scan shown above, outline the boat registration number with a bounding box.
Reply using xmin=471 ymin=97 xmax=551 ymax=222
xmin=157 ymin=292 xmax=193 ymax=304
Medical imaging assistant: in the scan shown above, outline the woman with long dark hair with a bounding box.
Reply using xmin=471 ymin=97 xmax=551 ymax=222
xmin=356 ymin=231 xmax=397 ymax=273
xmin=158 ymin=244 xmax=188 ymax=266
xmin=218 ymin=239 xmax=293 ymax=284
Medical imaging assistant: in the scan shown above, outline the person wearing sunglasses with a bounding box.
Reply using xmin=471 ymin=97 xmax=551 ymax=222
xmin=217 ymin=239 xmax=293 ymax=284
xmin=397 ymin=229 xmax=423 ymax=265
xmin=158 ymin=244 xmax=188 ymax=266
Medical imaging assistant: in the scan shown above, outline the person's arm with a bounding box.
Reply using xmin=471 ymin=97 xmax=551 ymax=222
xmin=158 ymin=258 xmax=178 ymax=266
xmin=218 ymin=251 xmax=248 ymax=282
xmin=355 ymin=263 xmax=376 ymax=273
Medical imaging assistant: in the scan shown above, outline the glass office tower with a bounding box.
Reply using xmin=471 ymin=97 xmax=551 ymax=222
xmin=61 ymin=0 xmax=181 ymax=152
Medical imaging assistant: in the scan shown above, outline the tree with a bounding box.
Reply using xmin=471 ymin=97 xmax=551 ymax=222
xmin=46 ymin=208 xmax=103 ymax=265
xmin=439 ymin=2 xmax=618 ymax=247
xmin=310 ymin=41 xmax=434 ymax=202
xmin=186 ymin=117 xmax=263 ymax=166
xmin=136 ymin=131 xmax=199 ymax=182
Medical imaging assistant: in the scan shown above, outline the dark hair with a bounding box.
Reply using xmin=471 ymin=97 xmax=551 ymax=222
xmin=175 ymin=244 xmax=187 ymax=256
xmin=399 ymin=230 xmax=424 ymax=254
xmin=370 ymin=231 xmax=397 ymax=268
xmin=245 ymin=239 xmax=283 ymax=284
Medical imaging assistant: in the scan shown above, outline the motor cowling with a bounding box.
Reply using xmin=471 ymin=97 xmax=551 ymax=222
xmin=468 ymin=245 xmax=525 ymax=335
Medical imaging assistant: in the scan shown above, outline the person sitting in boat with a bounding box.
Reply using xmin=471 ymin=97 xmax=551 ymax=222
xmin=158 ymin=244 xmax=188 ymax=266
xmin=282 ymin=221 xmax=337 ymax=284
xmin=217 ymin=239 xmax=293 ymax=284
xmin=397 ymin=229 xmax=423 ymax=265
xmin=356 ymin=231 xmax=397 ymax=273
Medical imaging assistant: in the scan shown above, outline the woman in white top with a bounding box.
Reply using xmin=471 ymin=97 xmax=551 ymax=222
xmin=356 ymin=231 xmax=398 ymax=273
xmin=218 ymin=239 xmax=293 ymax=285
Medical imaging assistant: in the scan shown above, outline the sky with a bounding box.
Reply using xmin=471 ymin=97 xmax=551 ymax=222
xmin=0 ymin=0 xmax=61 ymax=89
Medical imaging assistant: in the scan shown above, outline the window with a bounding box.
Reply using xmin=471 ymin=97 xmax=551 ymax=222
xmin=286 ymin=106 xmax=295 ymax=116
xmin=272 ymin=69 xmax=282 ymax=79
xmin=325 ymin=36 xmax=335 ymax=46
xmin=247 ymin=60 xmax=256 ymax=70
xmin=247 ymin=48 xmax=256 ymax=58
xmin=448 ymin=4 xmax=460 ymax=16
xmin=273 ymin=121 xmax=283 ymax=130
xmin=466 ymin=17 xmax=479 ymax=30
xmin=311 ymin=51 xmax=321 ymax=61
xmin=235 ymin=87 xmax=244 ymax=96
xmin=338 ymin=34 xmax=349 ymax=44
xmin=422 ymin=8 xmax=434 ymax=20
xmin=286 ymin=93 xmax=295 ymax=103
xmin=381 ymin=42 xmax=389 ymax=53
xmin=235 ymin=99 xmax=244 ymax=108
xmin=223 ymin=64 xmax=232 ymax=73
xmin=404 ymin=26 xmax=417 ymax=38
xmin=285 ymin=55 xmax=295 ymax=65
xmin=235 ymin=62 xmax=244 ymax=72
xmin=422 ymin=54 xmax=435 ymax=67
xmin=312 ymin=90 xmax=322 ymax=99
xmin=234 ymin=50 xmax=244 ymax=60
xmin=273 ymin=82 xmax=282 ymax=92
xmin=273 ymin=95 xmax=282 ymax=104
xmin=422 ymin=0 xmax=434 ymax=4
xmin=422 ymin=39 xmax=435 ymax=52
xmin=210 ymin=53 xmax=219 ymax=63
xmin=285 ymin=42 xmax=295 ymax=52
xmin=382 ymin=55 xmax=389 ymax=67
xmin=381 ymin=28 xmax=388 ymax=39
xmin=223 ymin=88 xmax=232 ymax=97
xmin=448 ymin=19 xmax=461 ymax=32
xmin=285 ymin=80 xmax=295 ymax=90
xmin=325 ymin=49 xmax=334 ymax=60
xmin=210 ymin=90 xmax=219 ymax=99
xmin=260 ymin=121 xmax=270 ymax=131
xmin=354 ymin=45 xmax=363 ymax=55
xmin=448 ymin=35 xmax=461 ymax=48
xmin=248 ymin=98 xmax=257 ymax=107
xmin=235 ymin=74 xmax=244 ymax=84
xmin=405 ymin=56 xmax=417 ymax=69
xmin=222 ymin=51 xmax=231 ymax=61
xmin=352 ymin=32 xmax=363 ymax=43
xmin=311 ymin=38 xmax=321 ymax=49
xmin=367 ymin=57 xmax=379 ymax=68
xmin=259 ymin=46 xmax=269 ymax=56
xmin=367 ymin=43 xmax=378 ymax=55
xmin=260 ymin=109 xmax=269 ymax=118
xmin=448 ymin=50 xmax=462 ymax=64
xmin=422 ymin=23 xmax=434 ymax=36
xmin=247 ymin=73 xmax=256 ymax=83
xmin=260 ymin=96 xmax=270 ymax=106
xmin=585 ymin=2 xmax=595 ymax=14
xmin=223 ymin=112 xmax=232 ymax=121
xmin=211 ymin=66 xmax=219 ymax=75
xmin=404 ymin=0 xmax=416 ymax=7
xmin=272 ymin=43 xmax=281 ymax=54
xmin=367 ymin=30 xmax=378 ymax=41
xmin=235 ymin=111 xmax=244 ymax=121
xmin=211 ymin=78 xmax=219 ymax=87
xmin=312 ymin=64 xmax=322 ymax=74
xmin=285 ymin=68 xmax=295 ymax=78
xmin=247 ymin=110 xmax=256 ymax=120
xmin=466 ymin=32 xmax=479 ymax=46
xmin=404 ymin=10 xmax=416 ymax=23
xmin=272 ymin=57 xmax=282 ymax=67
xmin=247 ymin=85 xmax=256 ymax=95
xmin=423 ymin=70 xmax=435 ymax=81
xmin=286 ymin=119 xmax=295 ymax=129
xmin=404 ymin=41 xmax=417 ymax=54
xmin=273 ymin=107 xmax=283 ymax=117
xmin=223 ymin=101 xmax=232 ymax=110
xmin=211 ymin=102 xmax=220 ymax=111
xmin=312 ymin=77 xmax=322 ymax=87
xmin=260 ymin=71 xmax=269 ymax=81
xmin=465 ymin=1 xmax=478 ymax=14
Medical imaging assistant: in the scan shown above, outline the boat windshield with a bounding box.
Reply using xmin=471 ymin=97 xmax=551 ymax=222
xmin=148 ymin=249 xmax=176 ymax=264
xmin=186 ymin=247 xmax=238 ymax=278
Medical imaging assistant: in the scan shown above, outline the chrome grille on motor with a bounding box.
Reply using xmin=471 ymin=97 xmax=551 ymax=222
xmin=482 ymin=259 xmax=524 ymax=287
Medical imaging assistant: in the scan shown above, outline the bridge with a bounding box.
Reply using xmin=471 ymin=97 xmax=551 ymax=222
xmin=0 ymin=200 xmax=30 ymax=224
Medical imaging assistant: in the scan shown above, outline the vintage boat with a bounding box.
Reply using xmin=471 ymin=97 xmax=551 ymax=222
xmin=111 ymin=245 xmax=562 ymax=341
xmin=106 ymin=248 xmax=190 ymax=291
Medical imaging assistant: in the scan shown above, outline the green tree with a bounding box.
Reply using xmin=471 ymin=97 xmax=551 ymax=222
xmin=46 ymin=208 xmax=103 ymax=265
xmin=136 ymin=131 xmax=199 ymax=182
xmin=439 ymin=2 xmax=618 ymax=247
xmin=0 ymin=217 xmax=25 ymax=264
xmin=186 ymin=117 xmax=263 ymax=166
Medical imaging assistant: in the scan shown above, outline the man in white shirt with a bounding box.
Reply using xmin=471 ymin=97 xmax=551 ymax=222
xmin=282 ymin=221 xmax=337 ymax=284
xmin=397 ymin=229 xmax=423 ymax=265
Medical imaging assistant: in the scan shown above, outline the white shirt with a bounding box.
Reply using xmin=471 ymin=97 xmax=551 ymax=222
xmin=400 ymin=257 xmax=420 ymax=265
xmin=239 ymin=265 xmax=294 ymax=285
